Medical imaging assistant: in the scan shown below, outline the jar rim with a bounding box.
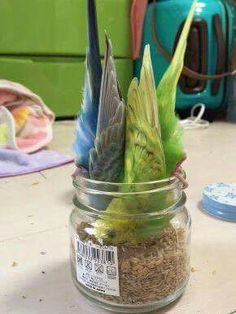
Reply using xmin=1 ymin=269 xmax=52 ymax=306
xmin=73 ymin=175 xmax=176 ymax=186
xmin=73 ymin=192 xmax=186 ymax=219
xmin=73 ymin=174 xmax=184 ymax=194
xmin=73 ymin=174 xmax=186 ymax=217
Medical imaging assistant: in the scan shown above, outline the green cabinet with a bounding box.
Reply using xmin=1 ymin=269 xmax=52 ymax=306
xmin=0 ymin=0 xmax=132 ymax=116
xmin=0 ymin=0 xmax=131 ymax=57
xmin=0 ymin=56 xmax=133 ymax=117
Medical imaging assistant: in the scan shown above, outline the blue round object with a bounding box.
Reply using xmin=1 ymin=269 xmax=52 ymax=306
xmin=202 ymin=183 xmax=236 ymax=222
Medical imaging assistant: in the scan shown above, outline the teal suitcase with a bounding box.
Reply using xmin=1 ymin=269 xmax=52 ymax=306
xmin=134 ymin=0 xmax=235 ymax=111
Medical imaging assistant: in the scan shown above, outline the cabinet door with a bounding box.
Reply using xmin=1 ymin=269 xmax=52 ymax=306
xmin=0 ymin=0 xmax=131 ymax=57
xmin=0 ymin=56 xmax=133 ymax=117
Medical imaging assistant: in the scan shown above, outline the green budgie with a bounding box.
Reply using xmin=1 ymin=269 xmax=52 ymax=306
xmin=125 ymin=45 xmax=166 ymax=183
xmin=157 ymin=0 xmax=198 ymax=177
xmin=92 ymin=0 xmax=198 ymax=244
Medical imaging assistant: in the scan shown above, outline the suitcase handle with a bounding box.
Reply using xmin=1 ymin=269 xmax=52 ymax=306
xmin=151 ymin=0 xmax=236 ymax=81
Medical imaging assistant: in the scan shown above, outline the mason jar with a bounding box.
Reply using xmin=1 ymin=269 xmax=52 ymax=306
xmin=70 ymin=175 xmax=191 ymax=313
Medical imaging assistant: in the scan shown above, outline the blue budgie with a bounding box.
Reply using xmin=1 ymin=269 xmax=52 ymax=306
xmin=73 ymin=0 xmax=102 ymax=170
xmin=89 ymin=36 xmax=126 ymax=182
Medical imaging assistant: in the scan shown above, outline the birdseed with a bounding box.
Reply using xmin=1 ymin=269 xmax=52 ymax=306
xmin=73 ymin=223 xmax=190 ymax=305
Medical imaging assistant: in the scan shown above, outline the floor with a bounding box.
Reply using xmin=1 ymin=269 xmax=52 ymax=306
xmin=1 ymin=121 xmax=236 ymax=314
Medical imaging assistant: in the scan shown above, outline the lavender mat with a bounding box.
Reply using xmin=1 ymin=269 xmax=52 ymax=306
xmin=0 ymin=149 xmax=73 ymax=178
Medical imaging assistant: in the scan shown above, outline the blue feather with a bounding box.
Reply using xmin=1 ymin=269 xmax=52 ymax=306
xmin=74 ymin=0 xmax=102 ymax=169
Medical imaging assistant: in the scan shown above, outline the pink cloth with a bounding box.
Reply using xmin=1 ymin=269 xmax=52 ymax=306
xmin=0 ymin=80 xmax=55 ymax=153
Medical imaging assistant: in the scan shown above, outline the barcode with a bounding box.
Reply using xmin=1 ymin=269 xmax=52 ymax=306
xmin=77 ymin=241 xmax=115 ymax=265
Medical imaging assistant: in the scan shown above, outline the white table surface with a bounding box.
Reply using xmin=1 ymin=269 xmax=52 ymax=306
xmin=1 ymin=121 xmax=236 ymax=314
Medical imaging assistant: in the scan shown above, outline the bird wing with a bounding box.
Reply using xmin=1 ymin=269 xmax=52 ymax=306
xmin=157 ymin=0 xmax=198 ymax=175
xmin=89 ymin=36 xmax=125 ymax=182
xmin=74 ymin=0 xmax=102 ymax=170
xmin=125 ymin=45 xmax=166 ymax=183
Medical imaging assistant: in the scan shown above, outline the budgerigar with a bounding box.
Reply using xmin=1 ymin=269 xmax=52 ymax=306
xmin=157 ymin=0 xmax=198 ymax=178
xmin=73 ymin=0 xmax=102 ymax=171
xmin=89 ymin=36 xmax=126 ymax=182
xmin=125 ymin=45 xmax=166 ymax=183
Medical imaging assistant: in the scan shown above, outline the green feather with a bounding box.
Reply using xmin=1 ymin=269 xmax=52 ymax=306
xmin=125 ymin=45 xmax=166 ymax=183
xmin=157 ymin=0 xmax=198 ymax=175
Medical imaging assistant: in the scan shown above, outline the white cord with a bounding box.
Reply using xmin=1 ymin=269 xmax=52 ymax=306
xmin=180 ymin=103 xmax=210 ymax=130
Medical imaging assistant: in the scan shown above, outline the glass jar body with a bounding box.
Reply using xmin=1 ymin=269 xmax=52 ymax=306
xmin=70 ymin=178 xmax=191 ymax=313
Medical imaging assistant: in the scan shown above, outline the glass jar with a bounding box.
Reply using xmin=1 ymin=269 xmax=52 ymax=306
xmin=70 ymin=176 xmax=191 ymax=313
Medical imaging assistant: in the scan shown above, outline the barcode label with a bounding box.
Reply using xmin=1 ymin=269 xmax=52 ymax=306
xmin=74 ymin=235 xmax=120 ymax=296
xmin=77 ymin=241 xmax=115 ymax=264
